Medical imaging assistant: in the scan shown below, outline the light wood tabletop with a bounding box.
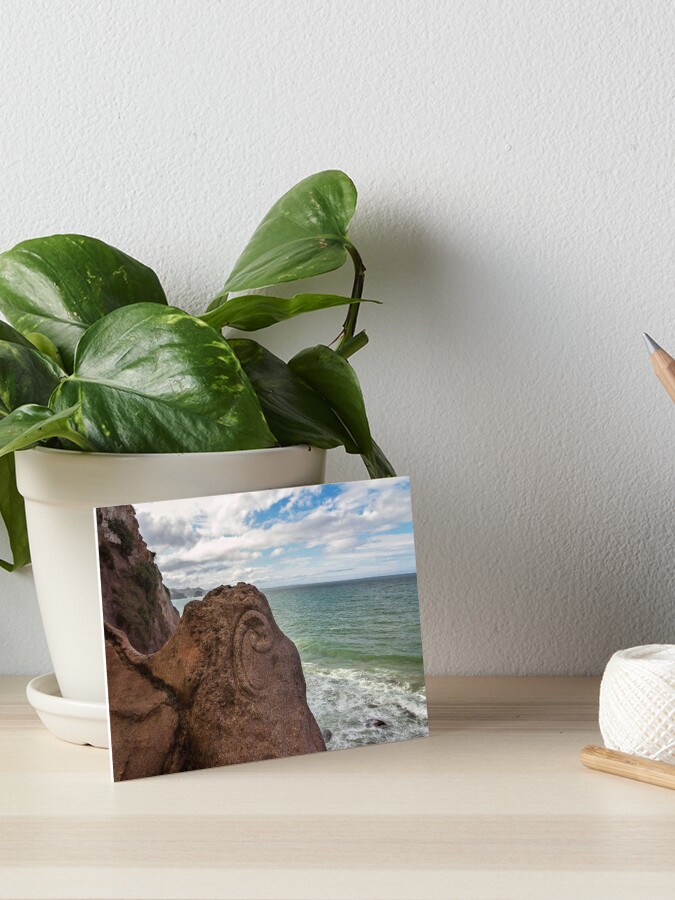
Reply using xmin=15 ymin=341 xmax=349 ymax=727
xmin=1 ymin=675 xmax=674 ymax=900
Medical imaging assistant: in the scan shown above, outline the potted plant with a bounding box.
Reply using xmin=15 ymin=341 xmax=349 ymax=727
xmin=0 ymin=170 xmax=395 ymax=716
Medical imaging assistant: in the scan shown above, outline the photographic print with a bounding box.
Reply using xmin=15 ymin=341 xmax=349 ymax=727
xmin=95 ymin=477 xmax=428 ymax=781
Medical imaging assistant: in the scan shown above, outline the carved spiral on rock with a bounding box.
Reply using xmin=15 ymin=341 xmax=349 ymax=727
xmin=233 ymin=609 xmax=274 ymax=698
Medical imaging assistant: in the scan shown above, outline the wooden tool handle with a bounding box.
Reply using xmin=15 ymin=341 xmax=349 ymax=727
xmin=650 ymin=349 xmax=675 ymax=404
xmin=581 ymin=744 xmax=675 ymax=790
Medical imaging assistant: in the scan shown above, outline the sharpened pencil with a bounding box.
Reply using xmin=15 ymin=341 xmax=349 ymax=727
xmin=644 ymin=333 xmax=675 ymax=403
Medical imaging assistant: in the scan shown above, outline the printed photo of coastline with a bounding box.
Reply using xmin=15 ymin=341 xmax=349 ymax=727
xmin=96 ymin=477 xmax=427 ymax=781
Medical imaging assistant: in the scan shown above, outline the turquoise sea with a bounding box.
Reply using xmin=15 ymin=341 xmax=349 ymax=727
xmin=266 ymin=573 xmax=428 ymax=750
xmin=174 ymin=573 xmax=428 ymax=750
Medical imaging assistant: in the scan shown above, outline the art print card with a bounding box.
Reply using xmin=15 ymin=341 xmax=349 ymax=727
xmin=95 ymin=476 xmax=428 ymax=781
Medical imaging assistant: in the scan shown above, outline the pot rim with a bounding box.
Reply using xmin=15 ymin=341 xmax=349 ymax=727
xmin=23 ymin=443 xmax=317 ymax=461
xmin=15 ymin=443 xmax=327 ymax=506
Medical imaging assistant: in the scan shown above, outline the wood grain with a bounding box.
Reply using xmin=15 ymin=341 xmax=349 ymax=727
xmin=581 ymin=744 xmax=675 ymax=790
xmin=2 ymin=676 xmax=674 ymax=899
xmin=650 ymin=346 xmax=675 ymax=403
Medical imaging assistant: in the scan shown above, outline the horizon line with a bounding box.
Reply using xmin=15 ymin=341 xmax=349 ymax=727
xmin=167 ymin=570 xmax=417 ymax=593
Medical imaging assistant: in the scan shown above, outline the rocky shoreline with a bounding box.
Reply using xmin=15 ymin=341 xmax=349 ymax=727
xmin=97 ymin=506 xmax=326 ymax=781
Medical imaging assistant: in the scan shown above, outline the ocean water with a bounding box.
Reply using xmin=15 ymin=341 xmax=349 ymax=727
xmin=172 ymin=573 xmax=429 ymax=751
xmin=265 ymin=574 xmax=428 ymax=751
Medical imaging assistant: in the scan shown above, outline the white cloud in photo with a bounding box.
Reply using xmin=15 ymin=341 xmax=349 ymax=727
xmin=133 ymin=477 xmax=416 ymax=592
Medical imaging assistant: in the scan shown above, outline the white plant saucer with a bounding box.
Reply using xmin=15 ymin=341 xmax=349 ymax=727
xmin=26 ymin=673 xmax=109 ymax=748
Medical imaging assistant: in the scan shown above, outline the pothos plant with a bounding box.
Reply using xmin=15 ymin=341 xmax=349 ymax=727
xmin=0 ymin=170 xmax=395 ymax=571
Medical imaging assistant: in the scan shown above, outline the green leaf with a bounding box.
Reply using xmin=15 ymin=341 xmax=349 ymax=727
xmin=230 ymin=339 xmax=356 ymax=451
xmin=24 ymin=332 xmax=65 ymax=368
xmin=0 ymin=320 xmax=65 ymax=570
xmin=0 ymin=321 xmax=33 ymax=349
xmin=205 ymin=291 xmax=227 ymax=313
xmin=221 ymin=171 xmax=357 ymax=293
xmin=50 ymin=304 xmax=275 ymax=453
xmin=0 ymin=331 xmax=63 ymax=418
xmin=288 ymin=344 xmax=374 ymax=456
xmin=288 ymin=344 xmax=396 ymax=478
xmin=0 ymin=234 xmax=167 ymax=370
xmin=362 ymin=440 xmax=397 ymax=479
xmin=0 ymin=404 xmax=91 ymax=457
xmin=202 ymin=292 xmax=375 ymax=333
xmin=0 ymin=454 xmax=29 ymax=571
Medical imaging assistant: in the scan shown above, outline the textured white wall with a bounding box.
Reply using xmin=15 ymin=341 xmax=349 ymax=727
xmin=1 ymin=0 xmax=675 ymax=676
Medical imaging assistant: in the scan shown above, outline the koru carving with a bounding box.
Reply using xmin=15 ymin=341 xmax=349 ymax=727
xmin=233 ymin=608 xmax=274 ymax=698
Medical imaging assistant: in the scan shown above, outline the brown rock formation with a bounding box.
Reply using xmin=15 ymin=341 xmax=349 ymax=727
xmin=105 ymin=583 xmax=326 ymax=781
xmin=97 ymin=505 xmax=179 ymax=654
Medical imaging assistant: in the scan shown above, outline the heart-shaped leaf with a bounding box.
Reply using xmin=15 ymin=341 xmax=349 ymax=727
xmin=219 ymin=170 xmax=357 ymax=294
xmin=0 ymin=323 xmax=63 ymax=417
xmin=50 ymin=304 xmax=275 ymax=453
xmin=230 ymin=339 xmax=356 ymax=451
xmin=288 ymin=344 xmax=396 ymax=478
xmin=288 ymin=344 xmax=373 ymax=455
xmin=202 ymin=292 xmax=376 ymax=332
xmin=0 ymin=234 xmax=167 ymax=370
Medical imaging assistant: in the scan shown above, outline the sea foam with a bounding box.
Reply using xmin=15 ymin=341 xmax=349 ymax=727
xmin=304 ymin=664 xmax=429 ymax=750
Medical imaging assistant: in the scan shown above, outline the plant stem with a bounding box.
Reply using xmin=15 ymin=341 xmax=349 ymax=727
xmin=337 ymin=243 xmax=366 ymax=350
xmin=60 ymin=432 xmax=96 ymax=452
xmin=337 ymin=330 xmax=369 ymax=359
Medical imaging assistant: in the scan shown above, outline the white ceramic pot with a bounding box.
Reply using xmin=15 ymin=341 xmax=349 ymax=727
xmin=15 ymin=445 xmax=326 ymax=705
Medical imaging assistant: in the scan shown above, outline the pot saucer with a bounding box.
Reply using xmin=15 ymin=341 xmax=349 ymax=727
xmin=26 ymin=673 xmax=108 ymax=748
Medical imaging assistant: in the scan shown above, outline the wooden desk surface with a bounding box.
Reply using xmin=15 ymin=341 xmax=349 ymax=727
xmin=1 ymin=675 xmax=674 ymax=899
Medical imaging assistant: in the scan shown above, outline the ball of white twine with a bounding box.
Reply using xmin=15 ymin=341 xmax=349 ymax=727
xmin=599 ymin=644 xmax=675 ymax=763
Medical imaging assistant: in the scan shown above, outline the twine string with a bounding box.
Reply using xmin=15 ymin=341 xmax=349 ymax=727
xmin=599 ymin=644 xmax=675 ymax=763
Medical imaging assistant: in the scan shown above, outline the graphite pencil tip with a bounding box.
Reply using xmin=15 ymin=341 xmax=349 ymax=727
xmin=643 ymin=333 xmax=662 ymax=355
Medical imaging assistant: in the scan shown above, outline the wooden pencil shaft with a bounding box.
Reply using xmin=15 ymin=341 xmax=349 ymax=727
xmin=650 ymin=348 xmax=675 ymax=404
xmin=580 ymin=744 xmax=675 ymax=791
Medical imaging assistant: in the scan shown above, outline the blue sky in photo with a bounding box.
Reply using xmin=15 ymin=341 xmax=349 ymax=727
xmin=132 ymin=477 xmax=416 ymax=591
